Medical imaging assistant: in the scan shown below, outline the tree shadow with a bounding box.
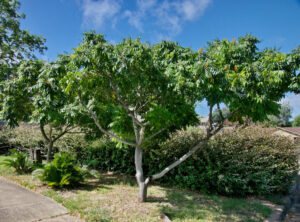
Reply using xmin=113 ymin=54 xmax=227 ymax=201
xmin=60 ymin=171 xmax=137 ymax=192
xmin=150 ymin=186 xmax=272 ymax=222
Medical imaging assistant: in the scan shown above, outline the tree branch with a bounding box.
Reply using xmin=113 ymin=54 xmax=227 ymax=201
xmin=40 ymin=124 xmax=49 ymax=142
xmin=78 ymin=91 xmax=136 ymax=147
xmin=143 ymin=128 xmax=167 ymax=144
xmin=109 ymin=80 xmax=145 ymax=128
xmin=149 ymin=135 xmax=211 ymax=181
xmin=148 ymin=110 xmax=232 ymax=182
xmin=217 ymin=103 xmax=224 ymax=121
xmin=52 ymin=125 xmax=72 ymax=143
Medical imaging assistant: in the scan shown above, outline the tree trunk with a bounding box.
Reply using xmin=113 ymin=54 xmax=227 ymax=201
xmin=46 ymin=141 xmax=53 ymax=163
xmin=135 ymin=146 xmax=149 ymax=202
xmin=138 ymin=181 xmax=148 ymax=203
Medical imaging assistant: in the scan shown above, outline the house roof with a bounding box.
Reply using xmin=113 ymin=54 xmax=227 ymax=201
xmin=199 ymin=116 xmax=209 ymax=123
xmin=277 ymin=127 xmax=300 ymax=136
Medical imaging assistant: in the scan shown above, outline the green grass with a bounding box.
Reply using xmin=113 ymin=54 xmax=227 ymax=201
xmin=0 ymin=155 xmax=275 ymax=222
xmin=159 ymin=190 xmax=272 ymax=222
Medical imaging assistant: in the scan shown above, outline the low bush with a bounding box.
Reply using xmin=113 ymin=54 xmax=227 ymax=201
xmin=33 ymin=153 xmax=84 ymax=188
xmin=69 ymin=126 xmax=298 ymax=196
xmin=156 ymin=127 xmax=298 ymax=196
xmin=0 ymin=149 xmax=33 ymax=174
xmin=0 ymin=124 xmax=45 ymax=149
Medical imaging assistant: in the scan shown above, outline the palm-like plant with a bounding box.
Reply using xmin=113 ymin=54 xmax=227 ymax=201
xmin=0 ymin=149 xmax=33 ymax=174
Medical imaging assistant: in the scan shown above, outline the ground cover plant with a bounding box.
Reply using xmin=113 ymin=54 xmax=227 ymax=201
xmin=0 ymin=149 xmax=33 ymax=174
xmin=32 ymin=152 xmax=84 ymax=188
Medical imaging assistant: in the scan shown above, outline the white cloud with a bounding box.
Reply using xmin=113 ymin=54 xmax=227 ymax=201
xmin=81 ymin=0 xmax=121 ymax=28
xmin=78 ymin=0 xmax=211 ymax=38
xmin=124 ymin=0 xmax=212 ymax=37
xmin=179 ymin=0 xmax=211 ymax=20
xmin=124 ymin=0 xmax=157 ymax=32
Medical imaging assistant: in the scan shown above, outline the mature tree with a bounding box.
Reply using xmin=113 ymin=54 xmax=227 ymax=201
xmin=63 ymin=33 xmax=297 ymax=202
xmin=293 ymin=115 xmax=300 ymax=127
xmin=63 ymin=33 xmax=198 ymax=202
xmin=1 ymin=58 xmax=84 ymax=162
xmin=0 ymin=0 xmax=46 ymax=81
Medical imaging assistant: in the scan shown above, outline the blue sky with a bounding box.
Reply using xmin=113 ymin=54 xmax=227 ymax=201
xmin=19 ymin=0 xmax=300 ymax=118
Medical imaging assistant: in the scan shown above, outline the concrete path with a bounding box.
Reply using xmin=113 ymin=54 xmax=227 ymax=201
xmin=0 ymin=177 xmax=82 ymax=222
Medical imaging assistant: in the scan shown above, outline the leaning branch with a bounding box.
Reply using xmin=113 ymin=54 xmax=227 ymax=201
xmin=52 ymin=125 xmax=73 ymax=143
xmin=147 ymin=109 xmax=229 ymax=183
xmin=143 ymin=128 xmax=167 ymax=144
xmin=78 ymin=92 xmax=136 ymax=147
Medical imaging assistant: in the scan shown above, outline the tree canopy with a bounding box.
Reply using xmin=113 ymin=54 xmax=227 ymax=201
xmin=0 ymin=0 xmax=46 ymax=81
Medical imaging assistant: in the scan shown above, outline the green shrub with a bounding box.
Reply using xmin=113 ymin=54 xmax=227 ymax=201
xmin=65 ymin=136 xmax=136 ymax=175
xmin=33 ymin=153 xmax=84 ymax=188
xmin=155 ymin=126 xmax=298 ymax=196
xmin=70 ymin=126 xmax=298 ymax=196
xmin=0 ymin=124 xmax=45 ymax=149
xmin=0 ymin=149 xmax=33 ymax=174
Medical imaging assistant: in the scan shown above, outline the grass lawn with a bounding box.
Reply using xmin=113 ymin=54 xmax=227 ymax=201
xmin=0 ymin=155 xmax=275 ymax=222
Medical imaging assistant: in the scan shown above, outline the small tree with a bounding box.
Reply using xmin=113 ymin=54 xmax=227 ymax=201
xmin=64 ymin=33 xmax=298 ymax=202
xmin=293 ymin=115 xmax=300 ymax=127
xmin=1 ymin=58 xmax=83 ymax=162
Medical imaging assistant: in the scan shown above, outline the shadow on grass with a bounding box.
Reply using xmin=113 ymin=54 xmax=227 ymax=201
xmin=150 ymin=187 xmax=272 ymax=222
xmin=60 ymin=171 xmax=137 ymax=192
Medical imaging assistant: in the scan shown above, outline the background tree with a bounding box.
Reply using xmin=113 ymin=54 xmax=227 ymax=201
xmin=1 ymin=58 xmax=84 ymax=162
xmin=293 ymin=115 xmax=300 ymax=127
xmin=212 ymin=106 xmax=231 ymax=124
xmin=0 ymin=0 xmax=46 ymax=81
xmin=263 ymin=102 xmax=293 ymax=126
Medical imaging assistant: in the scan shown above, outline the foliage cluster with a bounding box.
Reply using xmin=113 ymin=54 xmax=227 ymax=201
xmin=33 ymin=153 xmax=84 ymax=188
xmin=293 ymin=115 xmax=300 ymax=127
